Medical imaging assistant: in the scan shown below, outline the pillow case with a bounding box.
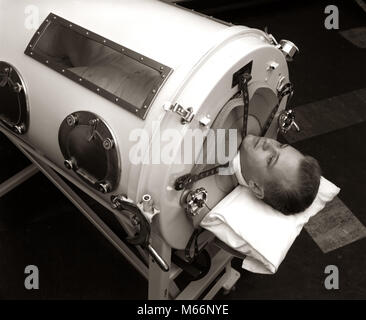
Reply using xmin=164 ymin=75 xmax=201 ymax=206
xmin=200 ymin=177 xmax=340 ymax=274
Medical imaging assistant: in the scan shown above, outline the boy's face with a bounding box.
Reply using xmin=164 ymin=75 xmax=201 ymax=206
xmin=240 ymin=135 xmax=304 ymax=193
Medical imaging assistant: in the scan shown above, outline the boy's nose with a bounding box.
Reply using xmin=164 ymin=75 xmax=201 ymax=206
xmin=262 ymin=139 xmax=269 ymax=150
xmin=262 ymin=138 xmax=276 ymax=151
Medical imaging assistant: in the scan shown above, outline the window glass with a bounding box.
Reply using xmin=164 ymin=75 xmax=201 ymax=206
xmin=26 ymin=14 xmax=172 ymax=118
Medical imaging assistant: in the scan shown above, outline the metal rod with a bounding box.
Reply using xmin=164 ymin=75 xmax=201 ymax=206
xmin=148 ymin=219 xmax=172 ymax=299
xmin=147 ymin=244 xmax=170 ymax=272
xmin=0 ymin=164 xmax=39 ymax=197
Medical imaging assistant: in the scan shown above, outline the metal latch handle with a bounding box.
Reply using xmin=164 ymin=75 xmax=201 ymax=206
xmin=147 ymin=244 xmax=169 ymax=272
xmin=164 ymin=102 xmax=194 ymax=124
xmin=111 ymin=195 xmax=170 ymax=272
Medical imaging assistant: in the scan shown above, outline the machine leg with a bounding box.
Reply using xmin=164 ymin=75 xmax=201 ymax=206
xmin=0 ymin=164 xmax=38 ymax=198
xmin=219 ymin=264 xmax=241 ymax=296
xmin=203 ymin=261 xmax=240 ymax=299
xmin=169 ymin=281 xmax=181 ymax=300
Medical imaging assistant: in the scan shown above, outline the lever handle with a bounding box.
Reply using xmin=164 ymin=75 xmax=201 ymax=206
xmin=292 ymin=120 xmax=300 ymax=132
xmin=147 ymin=244 xmax=170 ymax=272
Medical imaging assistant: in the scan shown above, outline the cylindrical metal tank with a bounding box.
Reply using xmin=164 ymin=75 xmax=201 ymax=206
xmin=0 ymin=0 xmax=294 ymax=249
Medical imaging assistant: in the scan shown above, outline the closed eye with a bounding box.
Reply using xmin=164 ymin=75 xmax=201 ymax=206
xmin=268 ymin=153 xmax=280 ymax=167
xmin=267 ymin=155 xmax=275 ymax=166
xmin=267 ymin=143 xmax=288 ymax=167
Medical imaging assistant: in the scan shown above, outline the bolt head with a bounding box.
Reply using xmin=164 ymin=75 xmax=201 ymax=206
xmin=64 ymin=159 xmax=73 ymax=170
xmin=103 ymin=138 xmax=114 ymax=150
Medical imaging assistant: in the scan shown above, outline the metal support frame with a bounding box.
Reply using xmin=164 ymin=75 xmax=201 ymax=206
xmin=0 ymin=164 xmax=38 ymax=197
xmin=0 ymin=125 xmax=241 ymax=300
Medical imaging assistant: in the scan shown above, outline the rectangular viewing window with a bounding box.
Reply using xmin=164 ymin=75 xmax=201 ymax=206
xmin=25 ymin=13 xmax=172 ymax=119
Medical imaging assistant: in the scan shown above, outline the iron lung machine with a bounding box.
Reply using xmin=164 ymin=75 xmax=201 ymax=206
xmin=0 ymin=0 xmax=299 ymax=299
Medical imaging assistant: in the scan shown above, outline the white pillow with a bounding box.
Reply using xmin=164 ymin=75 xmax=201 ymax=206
xmin=200 ymin=177 xmax=340 ymax=274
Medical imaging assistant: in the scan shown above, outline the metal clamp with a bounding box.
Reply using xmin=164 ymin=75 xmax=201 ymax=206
xmin=184 ymin=187 xmax=208 ymax=217
xmin=278 ymin=109 xmax=300 ymax=134
xmin=164 ymin=102 xmax=194 ymax=124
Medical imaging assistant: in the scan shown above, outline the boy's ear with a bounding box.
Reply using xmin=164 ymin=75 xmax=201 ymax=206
xmin=248 ymin=180 xmax=264 ymax=199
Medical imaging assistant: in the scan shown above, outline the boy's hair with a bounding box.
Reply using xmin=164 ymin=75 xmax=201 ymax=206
xmin=263 ymin=155 xmax=322 ymax=215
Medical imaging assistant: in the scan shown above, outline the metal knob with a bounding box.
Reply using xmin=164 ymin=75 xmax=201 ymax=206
xmin=279 ymin=40 xmax=299 ymax=62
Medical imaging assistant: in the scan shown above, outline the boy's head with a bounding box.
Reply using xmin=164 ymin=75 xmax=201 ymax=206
xmin=240 ymin=135 xmax=321 ymax=215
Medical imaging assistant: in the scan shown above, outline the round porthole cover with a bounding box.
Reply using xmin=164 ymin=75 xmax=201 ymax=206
xmin=0 ymin=61 xmax=29 ymax=134
xmin=58 ymin=111 xmax=120 ymax=193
